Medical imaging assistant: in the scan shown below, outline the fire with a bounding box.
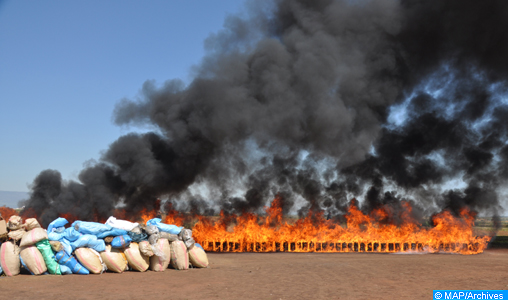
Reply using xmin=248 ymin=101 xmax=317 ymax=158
xmin=58 ymin=213 xmax=79 ymax=226
xmin=163 ymin=202 xmax=184 ymax=226
xmin=140 ymin=207 xmax=157 ymax=224
xmin=13 ymin=195 xmax=490 ymax=255
xmin=0 ymin=206 xmax=17 ymax=221
xmin=192 ymin=196 xmax=491 ymax=255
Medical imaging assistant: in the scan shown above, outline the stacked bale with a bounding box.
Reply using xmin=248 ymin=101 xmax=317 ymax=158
xmin=0 ymin=214 xmax=209 ymax=277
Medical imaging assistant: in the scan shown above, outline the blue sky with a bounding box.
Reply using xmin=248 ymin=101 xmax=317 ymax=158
xmin=0 ymin=0 xmax=245 ymax=192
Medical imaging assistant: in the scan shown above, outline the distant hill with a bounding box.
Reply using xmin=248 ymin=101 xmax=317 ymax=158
xmin=0 ymin=190 xmax=29 ymax=208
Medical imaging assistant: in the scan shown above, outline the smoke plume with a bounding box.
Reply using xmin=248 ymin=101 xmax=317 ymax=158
xmin=23 ymin=0 xmax=508 ymax=226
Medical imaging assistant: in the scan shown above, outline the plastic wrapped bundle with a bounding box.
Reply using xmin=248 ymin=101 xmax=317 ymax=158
xmin=105 ymin=216 xmax=139 ymax=232
xmin=59 ymin=239 xmax=73 ymax=255
xmin=1 ymin=241 xmax=20 ymax=276
xmin=49 ymin=227 xmax=82 ymax=242
xmin=159 ymin=232 xmax=179 ymax=242
xmin=184 ymin=238 xmax=195 ymax=249
xmin=7 ymin=215 xmax=23 ymax=231
xmin=145 ymin=225 xmax=159 ymax=235
xmin=24 ymin=218 xmax=41 ymax=231
xmin=150 ymin=239 xmax=171 ymax=272
xmin=170 ymin=241 xmax=189 ymax=270
xmin=127 ymin=230 xmax=148 ymax=243
xmin=55 ymin=251 xmax=89 ymax=275
xmin=71 ymin=234 xmax=106 ymax=252
xmin=72 ymin=221 xmax=112 ymax=236
xmin=111 ymin=235 xmax=132 ymax=249
xmin=148 ymin=233 xmax=159 ymax=245
xmin=96 ymin=228 xmax=128 ymax=239
xmin=19 ymin=228 xmax=48 ymax=247
xmin=123 ymin=242 xmax=149 ymax=272
xmin=146 ymin=218 xmax=182 ymax=235
xmin=138 ymin=241 xmax=154 ymax=257
xmin=179 ymin=229 xmax=192 ymax=241
xmin=59 ymin=264 xmax=72 ymax=275
xmin=188 ymin=245 xmax=209 ymax=268
xmin=20 ymin=245 xmax=47 ymax=275
xmin=75 ymin=248 xmax=106 ymax=274
xmin=47 ymin=217 xmax=69 ymax=233
xmin=100 ymin=245 xmax=128 ymax=273
xmin=35 ymin=239 xmax=61 ymax=275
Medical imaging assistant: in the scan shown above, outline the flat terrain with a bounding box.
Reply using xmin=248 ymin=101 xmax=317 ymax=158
xmin=1 ymin=250 xmax=507 ymax=300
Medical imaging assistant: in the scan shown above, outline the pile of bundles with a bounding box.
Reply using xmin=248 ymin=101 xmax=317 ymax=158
xmin=0 ymin=214 xmax=208 ymax=276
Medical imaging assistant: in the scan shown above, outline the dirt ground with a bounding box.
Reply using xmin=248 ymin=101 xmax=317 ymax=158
xmin=1 ymin=250 xmax=507 ymax=300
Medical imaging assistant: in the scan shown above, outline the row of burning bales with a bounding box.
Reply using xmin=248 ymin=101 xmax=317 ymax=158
xmin=191 ymin=197 xmax=492 ymax=255
xmin=0 ymin=214 xmax=209 ymax=276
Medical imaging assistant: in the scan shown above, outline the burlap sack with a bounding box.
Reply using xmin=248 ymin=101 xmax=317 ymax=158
xmin=8 ymin=229 xmax=26 ymax=241
xmin=138 ymin=240 xmax=154 ymax=257
xmin=75 ymin=248 xmax=104 ymax=274
xmin=7 ymin=215 xmax=23 ymax=231
xmin=170 ymin=240 xmax=189 ymax=270
xmin=24 ymin=218 xmax=42 ymax=231
xmin=100 ymin=245 xmax=128 ymax=273
xmin=104 ymin=236 xmax=114 ymax=244
xmin=49 ymin=240 xmax=64 ymax=252
xmin=20 ymin=228 xmax=48 ymax=247
xmin=149 ymin=239 xmax=171 ymax=272
xmin=20 ymin=245 xmax=47 ymax=275
xmin=1 ymin=241 xmax=20 ymax=276
xmin=123 ymin=242 xmax=149 ymax=272
xmin=188 ymin=245 xmax=209 ymax=268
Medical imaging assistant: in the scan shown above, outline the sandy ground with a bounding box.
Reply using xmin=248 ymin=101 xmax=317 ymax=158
xmin=1 ymin=250 xmax=507 ymax=300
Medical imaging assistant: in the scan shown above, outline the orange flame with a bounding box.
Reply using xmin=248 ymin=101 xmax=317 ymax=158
xmin=163 ymin=202 xmax=185 ymax=226
xmin=0 ymin=206 xmax=17 ymax=221
xmin=140 ymin=207 xmax=157 ymax=224
xmin=192 ymin=196 xmax=490 ymax=254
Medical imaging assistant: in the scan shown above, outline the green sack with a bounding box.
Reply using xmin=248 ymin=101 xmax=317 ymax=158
xmin=35 ymin=239 xmax=61 ymax=275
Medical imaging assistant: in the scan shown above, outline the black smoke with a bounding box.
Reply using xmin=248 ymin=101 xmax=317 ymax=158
xmin=22 ymin=0 xmax=508 ymax=226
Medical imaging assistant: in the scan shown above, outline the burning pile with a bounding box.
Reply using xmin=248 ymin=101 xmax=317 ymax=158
xmin=193 ymin=197 xmax=491 ymax=255
xmin=0 ymin=213 xmax=208 ymax=277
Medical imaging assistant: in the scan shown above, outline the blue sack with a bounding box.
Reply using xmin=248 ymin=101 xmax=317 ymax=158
xmin=59 ymin=264 xmax=72 ymax=275
xmin=48 ymin=227 xmax=82 ymax=242
xmin=47 ymin=217 xmax=69 ymax=233
xmin=55 ymin=251 xmax=89 ymax=275
xmin=63 ymin=227 xmax=82 ymax=242
xmin=96 ymin=228 xmax=128 ymax=239
xmin=72 ymin=221 xmax=112 ymax=235
xmin=111 ymin=235 xmax=132 ymax=248
xmin=146 ymin=218 xmax=183 ymax=235
xmin=71 ymin=235 xmax=106 ymax=252
xmin=48 ymin=231 xmax=63 ymax=241
xmin=60 ymin=239 xmax=73 ymax=255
